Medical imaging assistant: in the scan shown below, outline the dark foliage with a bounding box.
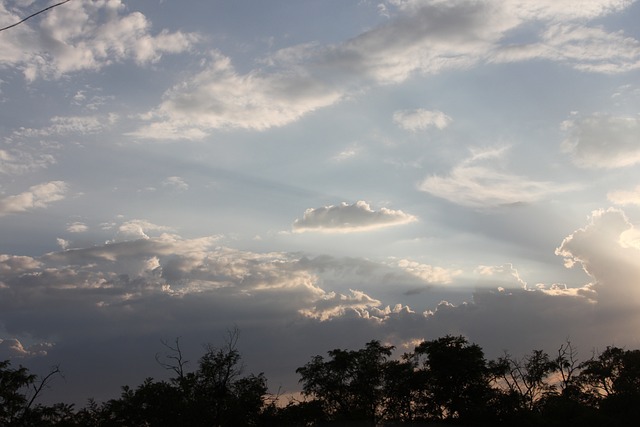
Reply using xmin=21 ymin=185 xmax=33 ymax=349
xmin=2 ymin=334 xmax=640 ymax=426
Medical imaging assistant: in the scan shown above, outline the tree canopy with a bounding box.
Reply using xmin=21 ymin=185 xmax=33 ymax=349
xmin=2 ymin=333 xmax=640 ymax=426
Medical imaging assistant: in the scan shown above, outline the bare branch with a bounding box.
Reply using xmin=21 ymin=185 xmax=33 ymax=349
xmin=155 ymin=337 xmax=189 ymax=380
xmin=24 ymin=365 xmax=62 ymax=415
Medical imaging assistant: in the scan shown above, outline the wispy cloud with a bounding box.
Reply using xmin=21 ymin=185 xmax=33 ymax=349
xmin=562 ymin=114 xmax=640 ymax=168
xmin=608 ymin=185 xmax=640 ymax=205
xmin=393 ymin=109 xmax=452 ymax=131
xmin=162 ymin=176 xmax=189 ymax=192
xmin=419 ymin=147 xmax=573 ymax=207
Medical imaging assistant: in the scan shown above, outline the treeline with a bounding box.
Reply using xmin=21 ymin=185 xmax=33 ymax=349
xmin=2 ymin=333 xmax=640 ymax=426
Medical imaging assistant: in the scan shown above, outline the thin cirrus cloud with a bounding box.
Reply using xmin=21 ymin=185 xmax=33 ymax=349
xmin=561 ymin=114 xmax=640 ymax=168
xmin=419 ymin=146 xmax=573 ymax=207
xmin=131 ymin=0 xmax=639 ymax=139
xmin=0 ymin=181 xmax=68 ymax=216
xmin=0 ymin=0 xmax=198 ymax=81
xmin=393 ymin=109 xmax=452 ymax=131
xmin=608 ymin=185 xmax=640 ymax=205
xmin=292 ymin=201 xmax=417 ymax=233
xmin=0 ymin=148 xmax=55 ymax=176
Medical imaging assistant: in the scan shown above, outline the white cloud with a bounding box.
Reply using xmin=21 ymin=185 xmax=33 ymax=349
xmin=0 ymin=254 xmax=41 ymax=275
xmin=419 ymin=146 xmax=572 ymax=207
xmin=57 ymin=238 xmax=70 ymax=250
xmin=113 ymin=219 xmax=173 ymax=241
xmin=130 ymin=0 xmax=639 ymax=136
xmin=300 ymin=289 xmax=382 ymax=321
xmin=67 ymin=222 xmax=89 ymax=233
xmin=493 ymin=23 xmax=640 ymax=73
xmin=0 ymin=0 xmax=198 ymax=81
xmin=332 ymin=143 xmax=361 ymax=162
xmin=131 ymin=51 xmax=343 ymax=138
xmin=397 ymin=259 xmax=461 ymax=284
xmin=0 ymin=181 xmax=68 ymax=215
xmin=0 ymin=338 xmax=52 ymax=359
xmin=473 ymin=263 xmax=527 ymax=288
xmin=162 ymin=176 xmax=189 ymax=191
xmin=0 ymin=148 xmax=56 ymax=175
xmin=292 ymin=201 xmax=417 ymax=233
xmin=555 ymin=208 xmax=640 ymax=308
xmin=562 ymin=114 xmax=640 ymax=168
xmin=608 ymin=185 xmax=640 ymax=205
xmin=14 ymin=115 xmax=108 ymax=137
xmin=1 ymin=208 xmax=640 ymax=400
xmin=501 ymin=0 xmax=634 ymax=21
xmin=393 ymin=109 xmax=452 ymax=131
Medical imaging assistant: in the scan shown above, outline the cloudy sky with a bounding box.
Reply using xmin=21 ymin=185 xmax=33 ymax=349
xmin=1 ymin=0 xmax=640 ymax=404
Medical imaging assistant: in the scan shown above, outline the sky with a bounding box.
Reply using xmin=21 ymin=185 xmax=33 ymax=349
xmin=1 ymin=0 xmax=640 ymax=405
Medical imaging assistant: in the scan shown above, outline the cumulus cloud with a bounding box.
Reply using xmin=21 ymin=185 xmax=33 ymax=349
xmin=292 ymin=201 xmax=417 ymax=233
xmin=0 ymin=338 xmax=53 ymax=359
xmin=419 ymin=146 xmax=572 ymax=207
xmin=131 ymin=0 xmax=639 ymax=137
xmin=561 ymin=114 xmax=640 ymax=168
xmin=113 ymin=219 xmax=173 ymax=241
xmin=393 ymin=109 xmax=452 ymax=131
xmin=555 ymin=208 xmax=640 ymax=308
xmin=0 ymin=181 xmax=68 ymax=215
xmin=67 ymin=222 xmax=88 ymax=233
xmin=0 ymin=254 xmax=41 ymax=275
xmin=2 ymin=208 xmax=640 ymax=401
xmin=300 ymin=289 xmax=382 ymax=321
xmin=0 ymin=0 xmax=198 ymax=81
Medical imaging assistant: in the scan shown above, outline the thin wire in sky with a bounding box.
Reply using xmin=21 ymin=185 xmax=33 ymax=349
xmin=0 ymin=0 xmax=73 ymax=33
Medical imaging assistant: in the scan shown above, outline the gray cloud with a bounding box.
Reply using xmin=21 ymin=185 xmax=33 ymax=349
xmin=2 ymin=207 xmax=640 ymax=402
xmin=292 ymin=201 xmax=417 ymax=233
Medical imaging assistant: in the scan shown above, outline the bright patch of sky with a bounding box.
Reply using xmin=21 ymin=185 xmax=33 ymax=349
xmin=1 ymin=0 xmax=640 ymax=404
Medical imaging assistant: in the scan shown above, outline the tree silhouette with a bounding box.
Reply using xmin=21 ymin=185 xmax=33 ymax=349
xmin=5 ymin=335 xmax=640 ymax=426
xmin=296 ymin=340 xmax=394 ymax=426
xmin=0 ymin=359 xmax=67 ymax=426
xmin=408 ymin=335 xmax=495 ymax=423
